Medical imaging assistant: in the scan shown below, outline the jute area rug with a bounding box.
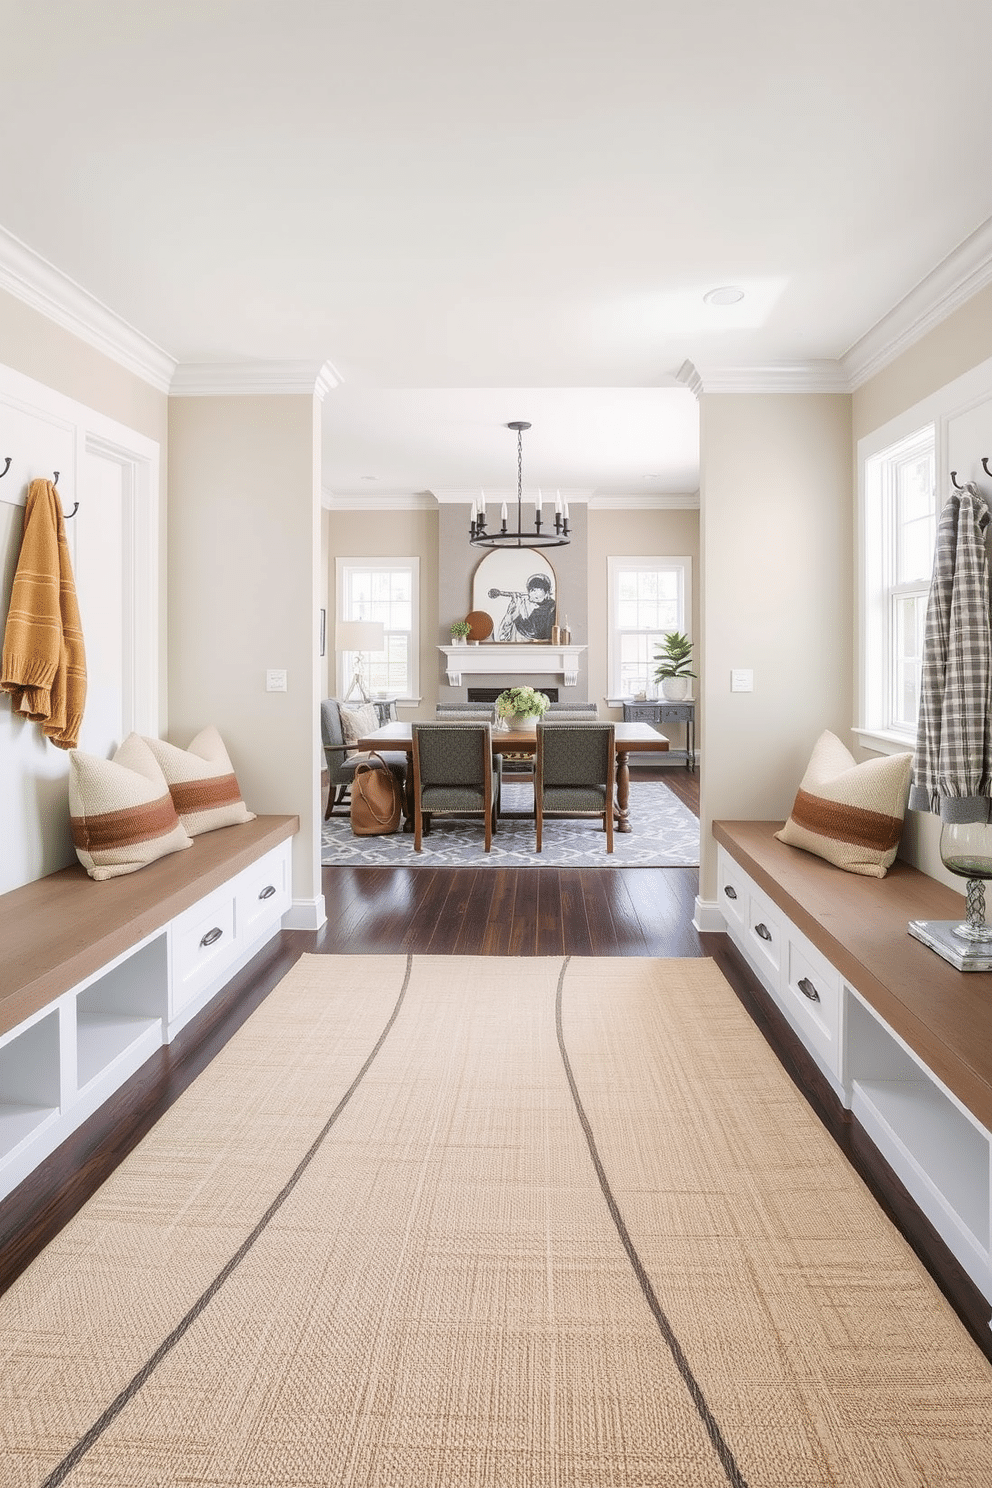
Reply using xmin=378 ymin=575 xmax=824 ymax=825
xmin=3 ymin=955 xmax=992 ymax=1488
xmin=322 ymin=780 xmax=701 ymax=868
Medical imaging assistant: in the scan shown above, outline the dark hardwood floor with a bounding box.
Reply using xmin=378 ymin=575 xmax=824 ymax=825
xmin=3 ymin=762 xmax=991 ymax=1365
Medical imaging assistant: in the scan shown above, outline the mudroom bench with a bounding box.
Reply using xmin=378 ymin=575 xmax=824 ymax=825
xmin=714 ymin=819 xmax=992 ymax=1318
xmin=0 ymin=814 xmax=298 ymax=1203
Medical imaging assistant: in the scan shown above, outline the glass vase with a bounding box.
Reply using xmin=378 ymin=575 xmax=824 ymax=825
xmin=939 ymin=821 xmax=992 ymax=943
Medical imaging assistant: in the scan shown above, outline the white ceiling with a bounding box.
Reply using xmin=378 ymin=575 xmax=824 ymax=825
xmin=3 ymin=1 xmax=992 ymax=500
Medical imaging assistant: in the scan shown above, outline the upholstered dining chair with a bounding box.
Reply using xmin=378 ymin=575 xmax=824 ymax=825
xmin=435 ymin=703 xmax=497 ymax=721
xmin=548 ymin=701 xmax=599 ymax=716
xmin=410 ymin=721 xmax=499 ymax=851
xmin=320 ymin=698 xmax=407 ymax=819
xmin=534 ymin=721 xmax=616 ymax=853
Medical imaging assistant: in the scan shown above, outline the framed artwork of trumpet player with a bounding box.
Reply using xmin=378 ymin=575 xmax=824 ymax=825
xmin=471 ymin=551 xmax=557 ymax=642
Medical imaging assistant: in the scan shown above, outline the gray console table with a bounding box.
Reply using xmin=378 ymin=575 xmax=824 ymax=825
xmin=621 ymin=699 xmax=695 ymax=771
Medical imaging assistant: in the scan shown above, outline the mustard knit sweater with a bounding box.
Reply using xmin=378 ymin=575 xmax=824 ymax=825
xmin=1 ymin=478 xmax=87 ymax=749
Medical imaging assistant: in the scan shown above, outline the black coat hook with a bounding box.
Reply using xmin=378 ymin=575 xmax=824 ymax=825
xmin=951 ymin=471 xmax=964 ymax=489
xmin=983 ymin=457 xmax=991 ymax=479
xmin=0 ymin=457 xmax=10 ymax=479
xmin=53 ymin=470 xmax=59 ymax=485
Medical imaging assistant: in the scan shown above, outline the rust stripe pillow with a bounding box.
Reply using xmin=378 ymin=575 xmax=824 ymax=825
xmin=774 ymin=730 xmax=913 ymax=878
xmin=69 ymin=733 xmax=193 ymax=880
xmin=143 ymin=725 xmax=256 ymax=837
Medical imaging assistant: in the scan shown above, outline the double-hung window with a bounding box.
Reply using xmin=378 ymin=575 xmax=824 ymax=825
xmin=607 ymin=557 xmax=692 ymax=698
xmin=335 ymin=557 xmax=420 ymax=701
xmin=861 ymin=427 xmax=936 ymax=741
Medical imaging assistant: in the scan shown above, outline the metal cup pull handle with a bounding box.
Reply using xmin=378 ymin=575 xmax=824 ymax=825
xmin=723 ymin=884 xmax=738 ymax=900
xmin=798 ymin=976 xmax=821 ymax=1003
xmin=258 ymin=884 xmax=276 ymax=901
xmin=755 ymin=922 xmax=772 ymax=942
xmin=200 ymin=926 xmax=223 ymax=948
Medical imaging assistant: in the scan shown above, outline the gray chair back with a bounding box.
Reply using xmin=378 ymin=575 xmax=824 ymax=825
xmin=535 ymin=722 xmax=615 ymax=853
xmin=548 ymin=701 xmax=598 ymax=716
xmin=436 ymin=703 xmax=497 ymax=721
xmin=411 ymin=721 xmax=497 ymax=852
xmin=320 ymin=698 xmax=406 ymax=819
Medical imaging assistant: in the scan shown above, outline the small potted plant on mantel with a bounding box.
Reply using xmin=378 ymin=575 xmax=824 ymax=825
xmin=654 ymin=630 xmax=696 ymax=701
xmin=450 ymin=619 xmax=471 ymax=646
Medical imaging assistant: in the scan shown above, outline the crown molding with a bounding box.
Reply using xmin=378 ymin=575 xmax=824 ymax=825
xmin=321 ymin=490 xmax=437 ymax=512
xmin=170 ymin=360 xmax=340 ymax=397
xmin=588 ymin=493 xmax=699 ymax=510
xmin=0 ymin=225 xmax=177 ymax=393
xmin=841 ymin=215 xmax=992 ymax=387
xmin=676 ymin=358 xmax=850 ymax=395
xmin=430 ymin=487 xmax=592 ymax=506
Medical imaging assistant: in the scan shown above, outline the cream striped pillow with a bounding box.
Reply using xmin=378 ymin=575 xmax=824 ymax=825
xmin=143 ymin=725 xmax=256 ymax=837
xmin=775 ymin=730 xmax=913 ymax=878
xmin=69 ymin=733 xmax=194 ymax=880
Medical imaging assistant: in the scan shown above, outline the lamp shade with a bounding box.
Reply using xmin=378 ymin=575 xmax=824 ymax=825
xmin=335 ymin=620 xmax=384 ymax=652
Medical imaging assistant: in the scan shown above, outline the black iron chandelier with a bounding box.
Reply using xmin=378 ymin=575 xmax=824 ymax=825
xmin=469 ymin=421 xmax=571 ymax=549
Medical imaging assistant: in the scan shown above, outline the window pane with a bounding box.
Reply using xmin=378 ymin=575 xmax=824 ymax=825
xmin=892 ymin=593 xmax=926 ymax=730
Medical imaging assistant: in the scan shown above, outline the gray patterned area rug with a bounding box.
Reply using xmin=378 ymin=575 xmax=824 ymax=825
xmin=322 ymin=780 xmax=699 ymax=868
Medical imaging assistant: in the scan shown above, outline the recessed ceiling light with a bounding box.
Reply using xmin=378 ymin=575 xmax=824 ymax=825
xmin=703 ymin=286 xmax=745 ymax=306
xmin=360 ymin=474 xmax=377 ymax=481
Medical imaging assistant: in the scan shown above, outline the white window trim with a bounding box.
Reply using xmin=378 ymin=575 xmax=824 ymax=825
xmin=606 ymin=555 xmax=692 ymax=700
xmin=335 ymin=555 xmax=420 ymax=703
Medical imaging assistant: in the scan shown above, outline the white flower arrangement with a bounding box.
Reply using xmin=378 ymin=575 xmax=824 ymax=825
xmin=495 ymin=685 xmax=551 ymax=720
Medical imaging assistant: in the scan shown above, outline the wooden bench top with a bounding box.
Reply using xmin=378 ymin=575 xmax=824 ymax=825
xmin=0 ymin=815 xmax=299 ymax=1038
xmin=713 ymin=820 xmax=992 ymax=1134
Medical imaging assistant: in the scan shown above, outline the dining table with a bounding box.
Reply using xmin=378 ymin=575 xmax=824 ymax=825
xmin=355 ymin=720 xmax=668 ymax=833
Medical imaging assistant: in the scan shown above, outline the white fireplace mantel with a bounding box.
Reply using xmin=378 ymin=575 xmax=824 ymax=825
xmin=440 ymin=643 xmax=586 ymax=688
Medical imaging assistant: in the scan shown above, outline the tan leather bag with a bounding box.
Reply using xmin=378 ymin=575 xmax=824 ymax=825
xmin=350 ymin=753 xmax=403 ymax=835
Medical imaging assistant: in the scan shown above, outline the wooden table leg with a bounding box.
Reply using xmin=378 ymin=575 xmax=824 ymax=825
xmin=402 ymin=754 xmax=415 ymax=831
xmin=616 ymin=749 xmax=631 ymax=833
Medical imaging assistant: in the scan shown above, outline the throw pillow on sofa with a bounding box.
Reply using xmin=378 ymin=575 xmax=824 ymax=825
xmin=69 ymin=733 xmax=194 ymax=880
xmin=143 ymin=724 xmax=256 ymax=837
xmin=775 ymin=730 xmax=913 ymax=878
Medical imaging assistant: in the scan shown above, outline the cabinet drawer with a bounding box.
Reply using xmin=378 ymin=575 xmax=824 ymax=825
xmin=624 ymin=703 xmax=660 ymax=722
xmin=171 ymin=884 xmax=238 ymax=1014
xmin=237 ymin=841 xmax=291 ymax=945
xmin=783 ymin=932 xmax=841 ymax=1078
xmin=746 ymin=892 xmax=783 ymax=983
xmin=659 ymin=703 xmax=693 ymax=723
xmin=717 ymin=848 xmax=747 ymax=933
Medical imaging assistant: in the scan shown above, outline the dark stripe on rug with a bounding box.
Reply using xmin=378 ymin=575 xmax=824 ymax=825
xmin=554 ymin=958 xmax=749 ymax=1488
xmin=40 ymin=954 xmax=416 ymax=1488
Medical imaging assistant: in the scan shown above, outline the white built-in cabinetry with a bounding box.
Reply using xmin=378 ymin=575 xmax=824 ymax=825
xmin=0 ymin=819 xmax=295 ymax=1205
xmin=716 ymin=833 xmax=992 ymax=1317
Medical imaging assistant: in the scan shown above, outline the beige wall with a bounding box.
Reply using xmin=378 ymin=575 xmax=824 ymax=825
xmin=698 ymin=393 xmax=853 ymax=905
xmin=585 ymin=506 xmax=700 ymax=714
xmin=326 ymin=506 xmax=439 ymax=711
xmin=169 ymin=395 xmax=324 ymax=925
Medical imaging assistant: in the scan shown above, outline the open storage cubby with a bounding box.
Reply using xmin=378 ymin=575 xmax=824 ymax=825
xmin=74 ymin=933 xmax=169 ymax=1096
xmin=0 ymin=1009 xmax=61 ymax=1171
xmin=846 ymin=989 xmax=991 ymax=1270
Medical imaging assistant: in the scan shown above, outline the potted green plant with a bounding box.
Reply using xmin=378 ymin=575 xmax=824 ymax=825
xmin=495 ymin=685 xmax=551 ymax=731
xmin=450 ymin=619 xmax=471 ymax=645
xmin=653 ymin=630 xmax=696 ymax=701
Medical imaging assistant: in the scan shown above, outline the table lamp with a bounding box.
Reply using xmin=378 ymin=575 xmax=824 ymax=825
xmin=336 ymin=620 xmax=385 ymax=702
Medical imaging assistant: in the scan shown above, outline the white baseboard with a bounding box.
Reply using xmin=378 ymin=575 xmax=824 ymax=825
xmin=284 ymin=896 xmax=327 ymax=932
xmin=693 ymin=896 xmax=724 ymax=933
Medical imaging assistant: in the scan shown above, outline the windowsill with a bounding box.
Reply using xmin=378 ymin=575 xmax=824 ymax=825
xmin=852 ymin=726 xmax=916 ymax=756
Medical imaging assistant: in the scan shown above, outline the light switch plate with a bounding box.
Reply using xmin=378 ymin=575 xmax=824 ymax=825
xmin=266 ymin=669 xmax=288 ymax=692
xmin=731 ymin=668 xmax=753 ymax=692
